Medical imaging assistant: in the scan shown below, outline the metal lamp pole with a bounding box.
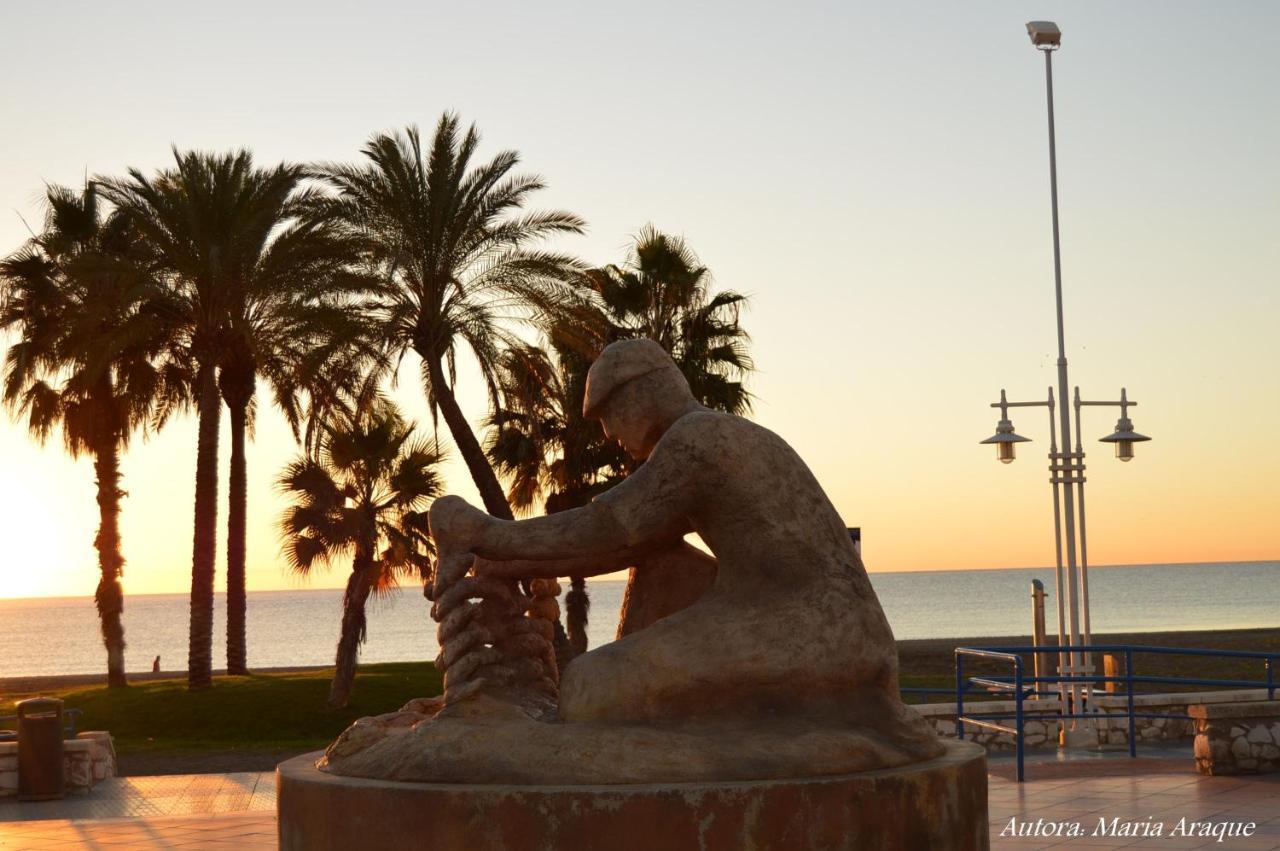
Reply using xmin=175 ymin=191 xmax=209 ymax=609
xmin=980 ymin=21 xmax=1152 ymax=745
xmin=1038 ymin=22 xmax=1097 ymax=737
xmin=1040 ymin=28 xmax=1089 ymax=721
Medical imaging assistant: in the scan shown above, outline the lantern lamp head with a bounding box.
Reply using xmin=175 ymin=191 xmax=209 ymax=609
xmin=1099 ymin=416 xmax=1151 ymax=462
xmin=981 ymin=419 xmax=1032 ymax=464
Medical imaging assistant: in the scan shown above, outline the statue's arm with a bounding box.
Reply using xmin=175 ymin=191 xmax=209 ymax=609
xmin=455 ymin=421 xmax=701 ymax=564
xmin=475 ymin=539 xmax=717 ymax=581
xmin=472 ymin=545 xmax=658 ymax=580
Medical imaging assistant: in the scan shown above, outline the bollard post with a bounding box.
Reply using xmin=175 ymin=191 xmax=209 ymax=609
xmin=1031 ymin=579 xmax=1048 ymax=698
xmin=1103 ymin=653 xmax=1121 ymax=694
xmin=1125 ymin=648 xmax=1136 ymax=758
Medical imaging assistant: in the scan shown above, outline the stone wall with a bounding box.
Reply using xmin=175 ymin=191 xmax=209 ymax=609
xmin=1191 ymin=701 xmax=1280 ymax=775
xmin=914 ymin=689 xmax=1271 ymax=752
xmin=0 ymin=731 xmax=116 ymax=798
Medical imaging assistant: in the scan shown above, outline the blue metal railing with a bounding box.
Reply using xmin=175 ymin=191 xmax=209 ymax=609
xmin=954 ymin=644 xmax=1278 ymax=783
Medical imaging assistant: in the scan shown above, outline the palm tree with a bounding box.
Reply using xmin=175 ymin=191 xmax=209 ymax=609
xmin=580 ymin=225 xmax=753 ymax=414
xmin=486 ymin=227 xmax=753 ymax=654
xmin=101 ymin=150 xmax=368 ymax=687
xmin=279 ymin=400 xmax=441 ymax=708
xmin=0 ymin=184 xmax=182 ymax=687
xmin=314 ymin=113 xmax=585 ymax=522
xmin=214 ymin=212 xmax=374 ymax=677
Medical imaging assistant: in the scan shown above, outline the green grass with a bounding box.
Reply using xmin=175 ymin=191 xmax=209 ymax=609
xmin=7 ymin=629 xmax=1275 ymax=755
xmin=0 ymin=666 xmax=970 ymax=753
xmin=898 ymin=629 xmax=1280 ymax=704
xmin=1 ymin=663 xmax=443 ymax=756
xmin=899 ymin=674 xmax=956 ymax=704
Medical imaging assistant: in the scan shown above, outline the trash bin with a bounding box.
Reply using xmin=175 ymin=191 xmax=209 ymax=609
xmin=17 ymin=697 xmax=65 ymax=801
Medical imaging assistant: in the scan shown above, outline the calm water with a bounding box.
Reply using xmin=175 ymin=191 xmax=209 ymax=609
xmin=1 ymin=561 xmax=1276 ymax=678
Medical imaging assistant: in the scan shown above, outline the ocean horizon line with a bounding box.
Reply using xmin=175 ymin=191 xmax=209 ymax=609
xmin=4 ymin=557 xmax=1276 ymax=604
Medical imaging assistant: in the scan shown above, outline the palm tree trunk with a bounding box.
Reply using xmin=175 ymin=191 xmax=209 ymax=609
xmin=425 ymin=356 xmax=513 ymax=520
xmin=420 ymin=356 xmax=580 ymax=665
xmin=565 ymin=576 xmax=589 ymax=658
xmin=188 ymin=365 xmax=221 ymax=690
xmin=329 ymin=563 xmax=373 ymax=709
xmin=423 ymin=356 xmax=576 ymax=661
xmin=225 ymin=402 xmax=248 ymax=675
xmin=92 ymin=444 xmax=127 ymax=688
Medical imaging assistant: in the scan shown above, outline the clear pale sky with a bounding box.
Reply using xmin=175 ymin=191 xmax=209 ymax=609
xmin=1 ymin=2 xmax=1276 ymax=600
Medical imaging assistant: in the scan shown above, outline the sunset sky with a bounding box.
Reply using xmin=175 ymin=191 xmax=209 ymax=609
xmin=1 ymin=2 xmax=1276 ymax=600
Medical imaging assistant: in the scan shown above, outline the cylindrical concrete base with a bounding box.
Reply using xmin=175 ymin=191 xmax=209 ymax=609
xmin=278 ymin=739 xmax=988 ymax=851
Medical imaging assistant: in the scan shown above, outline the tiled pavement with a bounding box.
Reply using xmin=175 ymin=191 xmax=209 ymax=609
xmin=0 ymin=764 xmax=1278 ymax=849
xmin=0 ymin=812 xmax=275 ymax=850
xmin=0 ymin=773 xmax=276 ymax=850
xmin=0 ymin=773 xmax=275 ymax=822
xmin=989 ymin=766 xmax=1280 ymax=849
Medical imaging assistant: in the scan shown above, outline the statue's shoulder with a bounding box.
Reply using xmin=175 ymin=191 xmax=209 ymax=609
xmin=668 ymin=408 xmax=733 ymax=433
xmin=658 ymin=409 xmax=759 ymax=453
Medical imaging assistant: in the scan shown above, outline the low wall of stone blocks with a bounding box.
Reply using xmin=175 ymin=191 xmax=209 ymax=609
xmin=914 ymin=689 xmax=1272 ymax=752
xmin=0 ymin=731 xmax=116 ymax=798
xmin=1191 ymin=701 xmax=1280 ymax=775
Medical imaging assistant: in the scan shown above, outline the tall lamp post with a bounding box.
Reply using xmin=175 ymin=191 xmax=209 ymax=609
xmin=979 ymin=21 xmax=1152 ymax=743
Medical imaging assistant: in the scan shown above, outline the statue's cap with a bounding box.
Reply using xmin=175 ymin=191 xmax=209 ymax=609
xmin=583 ymin=338 xmax=679 ymax=418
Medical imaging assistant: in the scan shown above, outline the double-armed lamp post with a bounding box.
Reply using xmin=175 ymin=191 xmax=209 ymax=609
xmin=980 ymin=21 xmax=1152 ymax=735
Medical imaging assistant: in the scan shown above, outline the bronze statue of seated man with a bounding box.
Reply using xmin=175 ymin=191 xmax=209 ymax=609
xmin=321 ymin=339 xmax=942 ymax=785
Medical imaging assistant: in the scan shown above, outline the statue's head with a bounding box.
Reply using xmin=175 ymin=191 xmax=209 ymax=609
xmin=583 ymin=339 xmax=696 ymax=460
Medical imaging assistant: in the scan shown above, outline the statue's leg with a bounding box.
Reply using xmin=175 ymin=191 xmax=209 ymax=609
xmin=560 ymin=589 xmax=892 ymax=725
xmin=615 ymin=544 xmax=717 ymax=639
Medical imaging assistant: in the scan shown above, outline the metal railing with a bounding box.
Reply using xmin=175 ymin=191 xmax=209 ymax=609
xmin=954 ymin=644 xmax=1278 ymax=782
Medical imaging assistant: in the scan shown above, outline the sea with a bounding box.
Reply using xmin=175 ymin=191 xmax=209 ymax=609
xmin=1 ymin=561 xmax=1276 ymax=679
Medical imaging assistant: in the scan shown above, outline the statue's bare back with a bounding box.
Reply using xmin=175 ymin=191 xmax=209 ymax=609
xmin=558 ymin=410 xmax=900 ymax=727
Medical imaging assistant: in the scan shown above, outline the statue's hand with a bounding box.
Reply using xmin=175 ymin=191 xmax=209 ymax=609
xmin=425 ymin=550 xmax=470 ymax=602
xmin=427 ymin=497 xmax=494 ymax=602
xmin=428 ymin=495 xmax=494 ymax=553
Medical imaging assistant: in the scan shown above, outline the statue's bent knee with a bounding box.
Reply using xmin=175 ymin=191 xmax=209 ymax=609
xmin=557 ymin=645 xmax=636 ymax=723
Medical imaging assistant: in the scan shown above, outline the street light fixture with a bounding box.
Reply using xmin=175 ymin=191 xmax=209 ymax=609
xmin=1026 ymin=21 xmax=1062 ymax=48
xmin=1097 ymin=389 xmax=1151 ymax=462
xmin=981 ymin=390 xmax=1032 ymax=464
xmin=978 ymin=22 xmax=1154 ymax=743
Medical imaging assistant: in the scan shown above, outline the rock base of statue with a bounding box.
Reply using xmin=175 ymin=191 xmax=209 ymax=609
xmin=276 ymin=738 xmax=988 ymax=851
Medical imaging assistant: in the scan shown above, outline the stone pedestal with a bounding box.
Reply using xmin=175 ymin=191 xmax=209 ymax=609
xmin=278 ymin=739 xmax=988 ymax=851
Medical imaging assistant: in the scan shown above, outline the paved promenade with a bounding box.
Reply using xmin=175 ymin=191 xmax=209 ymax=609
xmin=0 ymin=773 xmax=276 ymax=849
xmin=989 ymin=767 xmax=1280 ymax=849
xmin=0 ymin=763 xmax=1278 ymax=849
xmin=0 ymin=772 xmax=276 ymax=823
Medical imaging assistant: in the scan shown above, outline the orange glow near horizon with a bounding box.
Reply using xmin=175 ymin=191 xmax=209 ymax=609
xmin=0 ymin=344 xmax=1276 ymax=602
